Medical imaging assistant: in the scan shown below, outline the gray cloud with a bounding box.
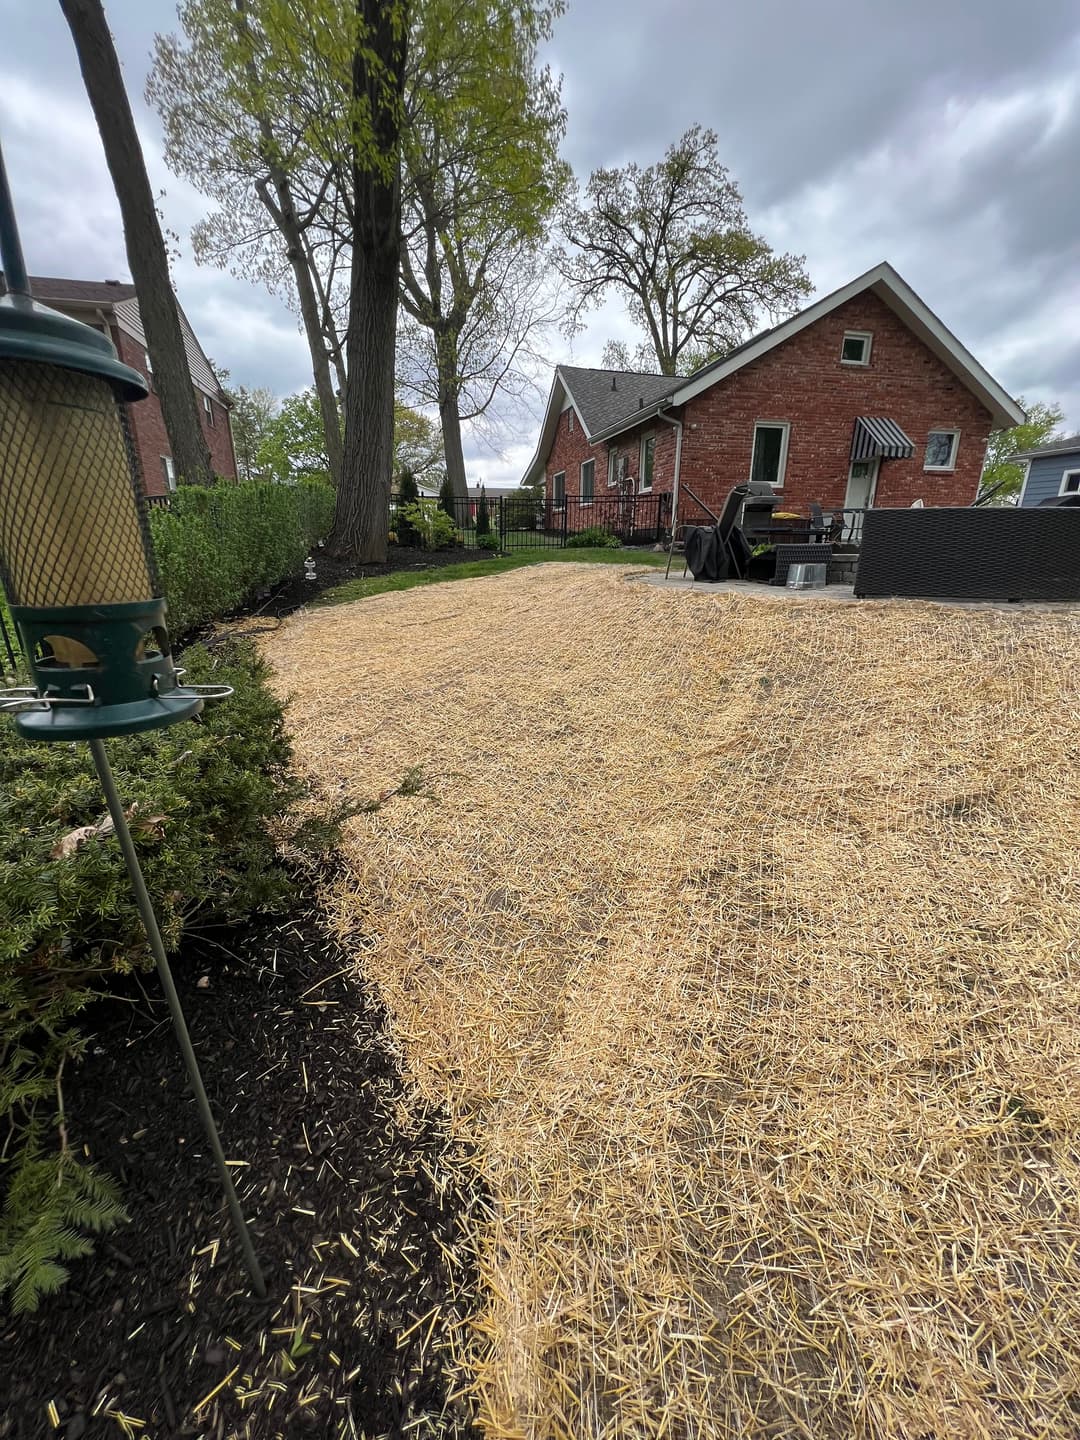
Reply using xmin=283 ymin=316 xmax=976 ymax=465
xmin=1 ymin=0 xmax=1077 ymax=490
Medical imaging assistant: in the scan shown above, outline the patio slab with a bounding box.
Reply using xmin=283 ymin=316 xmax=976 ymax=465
xmin=627 ymin=567 xmax=1080 ymax=614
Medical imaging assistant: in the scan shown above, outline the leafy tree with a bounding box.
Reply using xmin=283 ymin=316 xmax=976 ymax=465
xmin=226 ymin=383 xmax=277 ymax=482
xmin=62 ymin=0 xmax=214 ymax=485
xmin=559 ymin=125 xmax=812 ymax=376
xmin=979 ymin=399 xmax=1066 ymax=503
xmin=393 ymin=400 xmax=442 ymax=480
xmin=476 ymin=485 xmax=490 ymax=537
xmin=148 ymin=0 xmax=346 ymax=488
xmin=438 ymin=473 xmax=456 ymax=520
xmin=258 ymin=388 xmax=334 ymax=485
xmin=397 ymin=0 xmax=568 ymax=500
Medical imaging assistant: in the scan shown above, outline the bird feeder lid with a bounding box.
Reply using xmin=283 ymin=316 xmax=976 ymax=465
xmin=0 ymin=292 xmax=148 ymax=401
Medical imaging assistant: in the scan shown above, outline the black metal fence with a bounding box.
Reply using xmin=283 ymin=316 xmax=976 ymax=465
xmin=392 ymin=493 xmax=673 ymax=551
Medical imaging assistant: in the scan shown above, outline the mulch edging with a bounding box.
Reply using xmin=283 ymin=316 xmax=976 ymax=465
xmin=0 ymin=902 xmax=482 ymax=1439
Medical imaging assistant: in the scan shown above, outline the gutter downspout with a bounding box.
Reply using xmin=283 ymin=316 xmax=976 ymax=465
xmin=655 ymin=406 xmax=683 ymax=579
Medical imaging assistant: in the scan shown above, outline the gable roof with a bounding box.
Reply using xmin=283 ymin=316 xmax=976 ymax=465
xmin=1011 ymin=433 xmax=1080 ymax=461
xmin=15 ymin=275 xmax=138 ymax=305
xmin=659 ymin=262 xmax=1024 ymax=433
xmin=521 ymin=262 xmax=1025 ymax=484
xmin=6 ymin=274 xmax=227 ymax=402
xmin=561 ymin=365 xmax=679 ymax=435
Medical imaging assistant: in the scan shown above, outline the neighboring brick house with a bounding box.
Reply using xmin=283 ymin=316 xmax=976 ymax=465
xmin=522 ymin=263 xmax=1024 ymax=533
xmin=20 ymin=276 xmax=237 ymax=497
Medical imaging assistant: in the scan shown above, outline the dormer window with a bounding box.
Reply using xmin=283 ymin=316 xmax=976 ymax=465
xmin=841 ymin=331 xmax=872 ymax=366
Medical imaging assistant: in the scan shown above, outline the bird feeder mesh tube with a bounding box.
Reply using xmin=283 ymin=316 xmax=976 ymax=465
xmin=0 ymin=359 xmax=156 ymax=608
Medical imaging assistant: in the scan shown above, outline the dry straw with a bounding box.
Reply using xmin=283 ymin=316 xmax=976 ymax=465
xmin=263 ymin=564 xmax=1080 ymax=1439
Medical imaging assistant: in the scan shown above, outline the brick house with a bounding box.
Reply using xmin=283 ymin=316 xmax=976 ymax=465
xmin=522 ymin=262 xmax=1024 ymax=534
xmin=21 ymin=276 xmax=237 ymax=497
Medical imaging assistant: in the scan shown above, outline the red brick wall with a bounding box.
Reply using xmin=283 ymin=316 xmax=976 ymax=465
xmin=543 ymin=405 xmax=678 ymax=498
xmin=113 ymin=327 xmax=238 ymax=496
xmin=678 ymin=292 xmax=992 ymax=515
xmin=540 ymin=292 xmax=994 ymax=521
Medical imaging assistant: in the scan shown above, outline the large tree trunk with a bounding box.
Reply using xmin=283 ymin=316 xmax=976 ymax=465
xmin=329 ymin=0 xmax=408 ymax=562
xmin=435 ymin=326 xmax=469 ymax=503
xmin=333 ymin=248 xmax=397 ymax=561
xmin=61 ymin=0 xmax=214 ymax=488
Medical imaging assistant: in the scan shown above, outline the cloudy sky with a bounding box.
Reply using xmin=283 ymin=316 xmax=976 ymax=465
xmin=2 ymin=0 xmax=1078 ymax=486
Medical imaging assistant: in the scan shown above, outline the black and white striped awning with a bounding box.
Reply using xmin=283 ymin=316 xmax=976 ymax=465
xmin=851 ymin=416 xmax=915 ymax=461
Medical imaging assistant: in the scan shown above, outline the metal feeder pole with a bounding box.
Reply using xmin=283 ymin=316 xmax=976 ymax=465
xmin=89 ymin=739 xmax=267 ymax=1298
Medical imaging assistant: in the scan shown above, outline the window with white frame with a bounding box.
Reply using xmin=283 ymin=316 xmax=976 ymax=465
xmin=567 ymin=408 xmax=574 ymax=432
xmin=607 ymin=446 xmax=619 ymax=486
xmin=750 ymin=421 xmax=790 ymax=488
xmin=580 ymin=458 xmax=595 ymax=503
xmin=202 ymin=393 xmax=215 ymax=426
xmin=1060 ymin=469 xmax=1080 ymax=496
xmin=639 ymin=433 xmax=656 ymax=491
xmin=553 ymin=470 xmax=566 ymax=508
xmin=160 ymin=456 xmax=177 ymax=492
xmin=841 ymin=331 xmax=872 ymax=366
xmin=924 ymin=429 xmax=960 ymax=471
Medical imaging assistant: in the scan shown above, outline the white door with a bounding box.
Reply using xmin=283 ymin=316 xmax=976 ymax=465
xmin=843 ymin=458 xmax=879 ymax=541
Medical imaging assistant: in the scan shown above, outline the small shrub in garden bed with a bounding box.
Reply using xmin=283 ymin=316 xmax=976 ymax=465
xmin=0 ymin=640 xmax=340 ymax=1313
xmin=398 ymin=500 xmax=458 ymax=550
xmin=476 ymin=533 xmax=501 ymax=552
xmin=150 ymin=479 xmax=335 ymax=636
xmin=566 ymin=525 xmax=620 ymax=549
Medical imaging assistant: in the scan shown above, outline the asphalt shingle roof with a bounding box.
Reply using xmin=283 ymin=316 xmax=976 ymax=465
xmin=559 ymin=365 xmax=680 ymax=437
xmin=4 ymin=275 xmax=139 ymax=305
xmin=1012 ymin=433 xmax=1080 ymax=460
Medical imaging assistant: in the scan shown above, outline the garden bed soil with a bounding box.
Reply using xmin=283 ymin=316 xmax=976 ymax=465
xmin=248 ymin=545 xmax=479 ymax=624
xmin=0 ymin=904 xmax=481 ymax=1439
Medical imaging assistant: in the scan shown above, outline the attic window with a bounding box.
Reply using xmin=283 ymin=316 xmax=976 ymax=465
xmin=568 ymin=409 xmax=574 ymax=433
xmin=841 ymin=332 xmax=872 ymax=366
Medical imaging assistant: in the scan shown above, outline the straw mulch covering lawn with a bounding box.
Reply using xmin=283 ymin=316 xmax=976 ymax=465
xmin=262 ymin=564 xmax=1080 ymax=1439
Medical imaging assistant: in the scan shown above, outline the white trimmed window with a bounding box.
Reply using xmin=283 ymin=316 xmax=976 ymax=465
xmin=567 ymin=408 xmax=574 ymax=432
xmin=203 ymin=393 xmax=215 ymax=426
xmin=750 ymin=421 xmax=790 ymax=488
xmin=639 ymin=433 xmax=656 ymax=491
xmin=607 ymin=446 xmax=619 ymax=486
xmin=161 ymin=456 xmax=177 ymax=492
xmin=924 ymin=429 xmax=960 ymax=471
xmin=553 ymin=470 xmax=566 ymax=508
xmin=580 ymin=458 xmax=595 ymax=503
xmin=841 ymin=331 xmax=872 ymax=366
xmin=1060 ymin=469 xmax=1080 ymax=496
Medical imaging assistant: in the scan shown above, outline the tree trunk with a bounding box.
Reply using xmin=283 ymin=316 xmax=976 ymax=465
xmin=274 ymin=186 xmax=344 ymax=489
xmin=234 ymin=2 xmax=343 ymax=489
xmin=333 ymin=247 xmax=397 ymax=561
xmin=61 ymin=0 xmax=214 ymax=488
xmin=329 ymin=0 xmax=408 ymax=563
xmin=435 ymin=326 xmax=469 ymax=503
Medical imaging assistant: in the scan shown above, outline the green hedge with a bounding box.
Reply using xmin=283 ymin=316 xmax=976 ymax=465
xmin=149 ymin=480 xmax=335 ymax=635
xmin=0 ymin=641 xmax=339 ymax=1312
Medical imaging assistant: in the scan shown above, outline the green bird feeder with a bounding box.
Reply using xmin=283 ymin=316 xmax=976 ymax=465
xmin=0 ymin=260 xmax=209 ymax=738
xmin=0 ymin=137 xmax=265 ymax=1297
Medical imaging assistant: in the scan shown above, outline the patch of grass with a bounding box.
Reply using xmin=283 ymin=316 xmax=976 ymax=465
xmin=316 ymin=548 xmax=667 ymax=609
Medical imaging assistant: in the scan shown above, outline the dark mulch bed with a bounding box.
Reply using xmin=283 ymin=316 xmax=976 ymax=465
xmin=248 ymin=545 xmax=480 ymax=625
xmin=0 ymin=905 xmax=483 ymax=1439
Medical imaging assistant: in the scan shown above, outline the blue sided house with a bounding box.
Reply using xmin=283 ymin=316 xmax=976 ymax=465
xmin=1016 ymin=434 xmax=1080 ymax=507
